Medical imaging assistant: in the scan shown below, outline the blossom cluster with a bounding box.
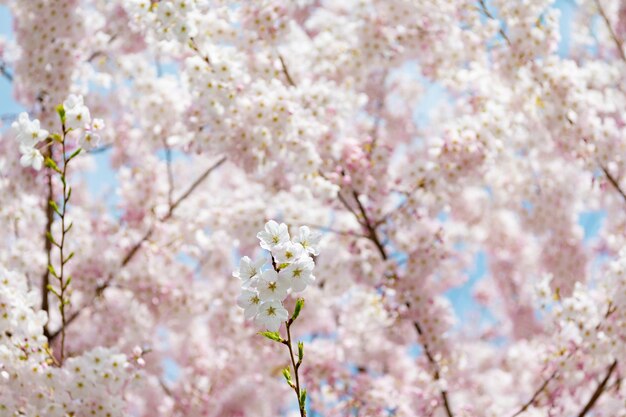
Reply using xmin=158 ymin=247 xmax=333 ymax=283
xmin=0 ymin=266 xmax=136 ymax=417
xmin=1 ymin=0 xmax=626 ymax=416
xmin=235 ymin=221 xmax=320 ymax=331
xmin=10 ymin=94 xmax=103 ymax=170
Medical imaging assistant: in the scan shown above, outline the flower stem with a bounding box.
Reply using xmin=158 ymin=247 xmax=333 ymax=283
xmin=285 ymin=319 xmax=306 ymax=417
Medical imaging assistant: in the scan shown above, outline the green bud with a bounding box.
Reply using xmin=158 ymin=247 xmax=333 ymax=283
xmin=298 ymin=341 xmax=304 ymax=362
xmin=49 ymin=200 xmax=62 ymax=216
xmin=44 ymin=157 xmax=61 ymax=174
xmin=56 ymin=104 xmax=66 ymax=123
xmin=67 ymin=148 xmax=82 ymax=162
xmin=299 ymin=388 xmax=307 ymax=408
xmin=291 ymin=298 xmax=304 ymax=322
xmin=258 ymin=331 xmax=284 ymax=343
xmin=282 ymin=367 xmax=292 ymax=382
xmin=47 ymin=264 xmax=58 ymax=278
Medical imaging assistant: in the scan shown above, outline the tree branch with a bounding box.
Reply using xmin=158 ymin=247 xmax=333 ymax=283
xmin=48 ymin=156 xmax=227 ymax=342
xmin=0 ymin=60 xmax=13 ymax=82
xmin=600 ymin=165 xmax=626 ymax=204
xmin=341 ymin=186 xmax=454 ymax=417
xmin=510 ymin=370 xmax=558 ymax=417
xmin=413 ymin=321 xmax=454 ymax=417
xmin=576 ymin=360 xmax=618 ymax=417
xmin=478 ymin=0 xmax=512 ymax=46
xmin=278 ymin=54 xmax=296 ymax=87
xmin=351 ymin=190 xmax=387 ymax=261
xmin=595 ymin=0 xmax=626 ymax=61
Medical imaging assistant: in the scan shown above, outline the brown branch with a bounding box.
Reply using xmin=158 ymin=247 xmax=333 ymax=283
xmin=600 ymin=165 xmax=626 ymax=204
xmin=337 ymin=190 xmax=366 ymax=228
xmin=41 ymin=149 xmax=54 ymax=338
xmin=413 ymin=321 xmax=454 ymax=417
xmin=189 ymin=37 xmax=212 ymax=67
xmin=278 ymin=54 xmax=296 ymax=87
xmin=0 ymin=60 xmax=13 ymax=82
xmin=595 ymin=0 xmax=626 ymax=62
xmin=510 ymin=370 xmax=558 ymax=417
xmin=576 ymin=360 xmax=618 ymax=417
xmin=48 ymin=156 xmax=227 ymax=342
xmin=478 ymin=0 xmax=512 ymax=46
xmin=342 ymin=187 xmax=454 ymax=417
xmin=351 ymin=190 xmax=387 ymax=261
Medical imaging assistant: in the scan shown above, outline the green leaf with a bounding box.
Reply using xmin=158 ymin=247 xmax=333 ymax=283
xmin=291 ymin=298 xmax=304 ymax=322
xmin=282 ymin=367 xmax=292 ymax=382
xmin=51 ymin=133 xmax=63 ymax=143
xmin=258 ymin=331 xmax=284 ymax=343
xmin=66 ymin=186 xmax=72 ymax=202
xmin=298 ymin=341 xmax=304 ymax=362
xmin=64 ymin=222 xmax=73 ymax=234
xmin=64 ymin=276 xmax=72 ymax=289
xmin=299 ymin=388 xmax=307 ymax=408
xmin=46 ymin=284 xmax=60 ymax=297
xmin=63 ymin=252 xmax=74 ymax=265
xmin=46 ymin=231 xmax=59 ymax=247
xmin=56 ymin=104 xmax=65 ymax=123
xmin=44 ymin=157 xmax=61 ymax=174
xmin=67 ymin=148 xmax=82 ymax=162
xmin=49 ymin=200 xmax=62 ymax=216
xmin=47 ymin=264 xmax=59 ymax=278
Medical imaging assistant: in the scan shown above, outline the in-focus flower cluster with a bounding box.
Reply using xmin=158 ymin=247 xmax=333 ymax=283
xmin=10 ymin=94 xmax=102 ymax=170
xmin=235 ymin=221 xmax=320 ymax=331
xmin=11 ymin=113 xmax=48 ymax=170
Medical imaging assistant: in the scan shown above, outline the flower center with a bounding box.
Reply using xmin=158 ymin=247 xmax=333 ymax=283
xmin=267 ymin=306 xmax=276 ymax=316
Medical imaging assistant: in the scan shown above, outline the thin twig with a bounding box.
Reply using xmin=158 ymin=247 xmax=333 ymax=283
xmin=48 ymin=156 xmax=227 ymax=341
xmin=0 ymin=60 xmax=13 ymax=82
xmin=285 ymin=319 xmax=306 ymax=417
xmin=189 ymin=37 xmax=212 ymax=67
xmin=278 ymin=54 xmax=296 ymax=87
xmin=341 ymin=187 xmax=454 ymax=417
xmin=478 ymin=0 xmax=512 ymax=46
xmin=510 ymin=370 xmax=558 ymax=417
xmin=600 ymin=165 xmax=626 ymax=204
xmin=413 ymin=321 xmax=454 ymax=417
xmin=351 ymin=190 xmax=387 ymax=260
xmin=576 ymin=360 xmax=618 ymax=417
xmin=595 ymin=0 xmax=626 ymax=61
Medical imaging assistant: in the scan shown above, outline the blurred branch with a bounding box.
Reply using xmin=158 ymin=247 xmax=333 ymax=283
xmin=413 ymin=321 xmax=455 ymax=417
xmin=0 ymin=60 xmax=13 ymax=82
xmin=278 ymin=54 xmax=296 ymax=87
xmin=510 ymin=370 xmax=558 ymax=417
xmin=595 ymin=0 xmax=626 ymax=61
xmin=576 ymin=360 xmax=618 ymax=417
xmin=341 ymin=183 xmax=455 ymax=417
xmin=48 ymin=156 xmax=227 ymax=342
xmin=601 ymin=165 xmax=626 ymax=204
xmin=477 ymin=0 xmax=512 ymax=46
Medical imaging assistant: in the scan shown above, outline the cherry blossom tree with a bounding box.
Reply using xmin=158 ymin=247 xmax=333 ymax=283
xmin=0 ymin=0 xmax=626 ymax=416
